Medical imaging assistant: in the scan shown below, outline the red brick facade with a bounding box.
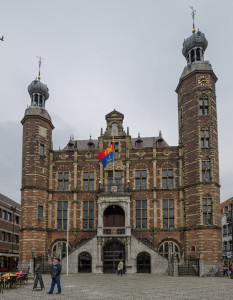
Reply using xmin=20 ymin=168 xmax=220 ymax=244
xmin=19 ymin=32 xmax=222 ymax=272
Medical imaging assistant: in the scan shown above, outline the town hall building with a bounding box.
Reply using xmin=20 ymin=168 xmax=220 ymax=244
xmin=19 ymin=22 xmax=222 ymax=275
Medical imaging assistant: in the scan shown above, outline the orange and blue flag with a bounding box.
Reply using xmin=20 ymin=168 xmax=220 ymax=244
xmin=97 ymin=143 xmax=114 ymax=168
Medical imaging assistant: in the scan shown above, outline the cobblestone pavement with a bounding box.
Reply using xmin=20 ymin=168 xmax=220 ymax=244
xmin=1 ymin=274 xmax=233 ymax=300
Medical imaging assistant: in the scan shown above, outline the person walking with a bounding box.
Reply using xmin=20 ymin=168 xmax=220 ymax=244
xmin=47 ymin=258 xmax=62 ymax=294
xmin=117 ymin=260 xmax=124 ymax=276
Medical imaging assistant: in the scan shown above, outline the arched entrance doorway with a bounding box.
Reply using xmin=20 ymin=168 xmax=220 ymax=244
xmin=137 ymin=252 xmax=151 ymax=273
xmin=103 ymin=205 xmax=125 ymax=235
xmin=78 ymin=252 xmax=92 ymax=273
xmin=103 ymin=239 xmax=125 ymax=273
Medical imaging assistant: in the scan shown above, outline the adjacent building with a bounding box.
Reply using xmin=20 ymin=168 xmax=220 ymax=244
xmin=220 ymin=198 xmax=233 ymax=264
xmin=0 ymin=193 xmax=20 ymax=271
xmin=19 ymin=22 xmax=222 ymax=274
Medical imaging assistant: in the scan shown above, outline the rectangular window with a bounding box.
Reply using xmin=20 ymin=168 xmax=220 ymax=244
xmin=136 ymin=200 xmax=147 ymax=229
xmin=199 ymin=97 xmax=209 ymax=115
xmin=8 ymin=212 xmax=12 ymax=222
xmin=58 ymin=172 xmax=69 ymax=191
xmin=201 ymin=130 xmax=209 ymax=148
xmin=38 ymin=205 xmax=43 ymax=220
xmin=114 ymin=142 xmax=119 ymax=158
xmin=7 ymin=233 xmax=11 ymax=242
xmin=202 ymin=161 xmax=211 ymax=182
xmin=83 ymin=172 xmax=94 ymax=191
xmin=83 ymin=201 xmax=94 ymax=229
xmin=57 ymin=201 xmax=68 ymax=230
xmin=2 ymin=210 xmax=7 ymax=220
xmin=15 ymin=215 xmax=19 ymax=224
xmin=15 ymin=234 xmax=19 ymax=244
xmin=40 ymin=144 xmax=44 ymax=156
xmin=108 ymin=171 xmax=122 ymax=192
xmin=163 ymin=199 xmax=174 ymax=230
xmin=162 ymin=169 xmax=174 ymax=189
xmin=2 ymin=231 xmax=6 ymax=241
xmin=135 ymin=171 xmax=147 ymax=190
xmin=203 ymin=197 xmax=212 ymax=225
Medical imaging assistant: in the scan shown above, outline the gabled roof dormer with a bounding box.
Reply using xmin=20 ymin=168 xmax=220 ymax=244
xmin=104 ymin=110 xmax=126 ymax=137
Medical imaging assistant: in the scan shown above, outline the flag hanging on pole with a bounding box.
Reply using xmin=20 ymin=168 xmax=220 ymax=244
xmin=97 ymin=143 xmax=114 ymax=168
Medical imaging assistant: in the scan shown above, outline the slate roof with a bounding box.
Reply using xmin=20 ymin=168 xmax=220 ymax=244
xmin=63 ymin=136 xmax=168 ymax=150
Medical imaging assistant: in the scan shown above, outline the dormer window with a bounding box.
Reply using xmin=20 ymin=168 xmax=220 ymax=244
xmin=111 ymin=123 xmax=118 ymax=136
xmin=87 ymin=136 xmax=95 ymax=150
xmin=68 ymin=143 xmax=74 ymax=150
xmin=136 ymin=140 xmax=143 ymax=148
xmin=156 ymin=139 xmax=163 ymax=147
xmin=88 ymin=142 xmax=95 ymax=150
xmin=135 ymin=134 xmax=143 ymax=148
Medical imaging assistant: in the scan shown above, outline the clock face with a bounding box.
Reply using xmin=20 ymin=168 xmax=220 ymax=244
xmin=197 ymin=75 xmax=209 ymax=86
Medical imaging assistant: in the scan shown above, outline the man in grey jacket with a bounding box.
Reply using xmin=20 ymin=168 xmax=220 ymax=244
xmin=47 ymin=258 xmax=62 ymax=294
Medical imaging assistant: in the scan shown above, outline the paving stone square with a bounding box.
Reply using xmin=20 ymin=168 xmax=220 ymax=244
xmin=1 ymin=274 xmax=233 ymax=300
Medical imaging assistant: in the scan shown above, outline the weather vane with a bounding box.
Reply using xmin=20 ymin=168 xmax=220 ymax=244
xmin=189 ymin=5 xmax=196 ymax=33
xmin=0 ymin=35 xmax=4 ymax=41
xmin=36 ymin=56 xmax=44 ymax=80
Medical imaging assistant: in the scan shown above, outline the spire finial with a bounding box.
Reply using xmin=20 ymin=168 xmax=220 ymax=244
xmin=36 ymin=56 xmax=43 ymax=80
xmin=189 ymin=6 xmax=196 ymax=33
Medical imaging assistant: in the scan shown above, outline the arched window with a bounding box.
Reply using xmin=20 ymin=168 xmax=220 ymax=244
xmin=51 ymin=241 xmax=71 ymax=260
xmin=196 ymin=48 xmax=201 ymax=61
xmin=191 ymin=49 xmax=195 ymax=62
xmin=158 ymin=241 xmax=180 ymax=259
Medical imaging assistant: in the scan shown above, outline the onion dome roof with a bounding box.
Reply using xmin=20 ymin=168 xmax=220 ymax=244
xmin=28 ymin=79 xmax=49 ymax=100
xmin=182 ymin=30 xmax=208 ymax=58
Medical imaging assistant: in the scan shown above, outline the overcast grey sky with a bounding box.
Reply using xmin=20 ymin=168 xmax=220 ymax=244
xmin=0 ymin=0 xmax=232 ymax=204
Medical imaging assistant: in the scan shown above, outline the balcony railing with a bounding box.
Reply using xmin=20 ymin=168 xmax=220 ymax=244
xmin=103 ymin=227 xmax=125 ymax=235
xmin=98 ymin=183 xmax=130 ymax=195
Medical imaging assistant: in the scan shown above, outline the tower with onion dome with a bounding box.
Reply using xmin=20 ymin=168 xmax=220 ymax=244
xmin=19 ymin=59 xmax=54 ymax=270
xmin=176 ymin=8 xmax=222 ymax=268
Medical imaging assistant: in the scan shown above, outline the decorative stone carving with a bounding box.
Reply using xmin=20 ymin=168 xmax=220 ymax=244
xmin=136 ymin=150 xmax=145 ymax=158
xmin=85 ymin=152 xmax=92 ymax=159
xmin=59 ymin=153 xmax=69 ymax=160
xmin=105 ymin=160 xmax=125 ymax=170
xmin=163 ymin=148 xmax=171 ymax=156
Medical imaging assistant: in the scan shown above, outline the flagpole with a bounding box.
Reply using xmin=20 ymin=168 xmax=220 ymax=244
xmin=112 ymin=136 xmax=115 ymax=183
xmin=66 ymin=204 xmax=69 ymax=275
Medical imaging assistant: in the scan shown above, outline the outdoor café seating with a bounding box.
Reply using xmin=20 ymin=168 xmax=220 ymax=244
xmin=0 ymin=272 xmax=29 ymax=293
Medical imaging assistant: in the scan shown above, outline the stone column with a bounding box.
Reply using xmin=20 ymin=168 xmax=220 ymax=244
xmin=29 ymin=258 xmax=34 ymax=274
xmin=125 ymin=200 xmax=131 ymax=236
xmin=96 ymin=237 xmax=102 ymax=273
xmin=199 ymin=253 xmax=204 ymax=277
xmin=168 ymin=242 xmax=173 ymax=275
xmin=97 ymin=200 xmax=103 ymax=236
xmin=173 ymin=255 xmax=178 ymax=276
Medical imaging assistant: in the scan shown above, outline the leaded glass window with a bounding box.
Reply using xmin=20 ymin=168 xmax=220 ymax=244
xmin=83 ymin=201 xmax=94 ymax=229
xmin=136 ymin=200 xmax=147 ymax=229
xmin=135 ymin=171 xmax=147 ymax=190
xmin=202 ymin=161 xmax=211 ymax=182
xmin=163 ymin=199 xmax=174 ymax=229
xmin=58 ymin=172 xmax=69 ymax=191
xmin=202 ymin=197 xmax=212 ymax=225
xmin=57 ymin=201 xmax=68 ymax=230
xmin=83 ymin=172 xmax=94 ymax=191
xmin=162 ymin=169 xmax=173 ymax=189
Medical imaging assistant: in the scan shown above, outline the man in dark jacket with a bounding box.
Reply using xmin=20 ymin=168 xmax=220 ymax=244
xmin=47 ymin=258 xmax=62 ymax=294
